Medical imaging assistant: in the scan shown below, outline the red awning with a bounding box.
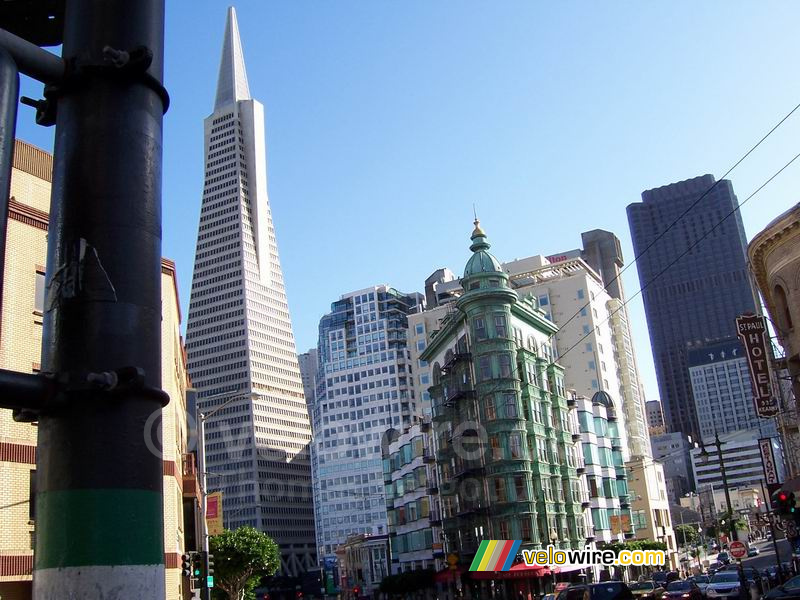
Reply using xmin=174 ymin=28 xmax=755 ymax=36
xmin=435 ymin=567 xmax=465 ymax=583
xmin=551 ymin=563 xmax=588 ymax=574
xmin=470 ymin=564 xmax=551 ymax=580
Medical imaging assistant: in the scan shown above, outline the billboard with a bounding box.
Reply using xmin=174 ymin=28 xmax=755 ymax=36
xmin=207 ymin=491 xmax=224 ymax=535
xmin=735 ymin=314 xmax=779 ymax=418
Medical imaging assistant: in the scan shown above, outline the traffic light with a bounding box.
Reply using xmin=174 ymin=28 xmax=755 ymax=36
xmin=181 ymin=553 xmax=193 ymax=578
xmin=191 ymin=552 xmax=203 ymax=578
xmin=203 ymin=551 xmax=215 ymax=589
xmin=773 ymin=490 xmax=797 ymax=516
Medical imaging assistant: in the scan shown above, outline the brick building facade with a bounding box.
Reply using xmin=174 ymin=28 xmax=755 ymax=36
xmin=0 ymin=140 xmax=197 ymax=599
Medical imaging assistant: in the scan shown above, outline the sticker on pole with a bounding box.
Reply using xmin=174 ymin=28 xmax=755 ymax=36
xmin=729 ymin=541 xmax=747 ymax=559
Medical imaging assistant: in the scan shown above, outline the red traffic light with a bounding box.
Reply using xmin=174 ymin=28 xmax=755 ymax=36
xmin=779 ymin=492 xmax=789 ymax=502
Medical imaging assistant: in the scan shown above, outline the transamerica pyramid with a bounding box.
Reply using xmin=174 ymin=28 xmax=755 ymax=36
xmin=185 ymin=7 xmax=316 ymax=576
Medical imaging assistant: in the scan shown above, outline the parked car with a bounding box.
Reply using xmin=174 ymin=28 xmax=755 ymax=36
xmin=717 ymin=552 xmax=731 ymax=565
xmin=690 ymin=575 xmax=711 ymax=596
xmin=766 ymin=575 xmax=800 ymax=600
xmin=748 ymin=547 xmax=760 ymax=557
xmin=662 ymin=580 xmax=704 ymax=600
xmin=719 ymin=565 xmax=764 ymax=593
xmin=706 ymin=571 xmax=758 ymax=600
xmin=630 ymin=582 xmax=666 ymax=600
xmin=654 ymin=572 xmax=682 ymax=587
xmin=559 ymin=582 xmax=634 ymax=600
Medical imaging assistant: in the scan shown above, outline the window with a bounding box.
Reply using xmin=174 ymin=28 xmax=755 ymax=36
xmin=503 ymin=393 xmax=518 ymax=418
xmin=521 ymin=517 xmax=532 ymax=541
xmin=589 ymin=477 xmax=599 ymax=498
xmin=577 ymin=289 xmax=585 ymax=299
xmin=541 ymin=478 xmax=552 ymax=502
xmin=775 ymin=285 xmax=794 ymax=329
xmin=498 ymin=354 xmax=512 ymax=378
xmin=494 ymin=314 xmax=507 ymax=338
xmin=499 ymin=520 xmax=509 ymax=539
xmin=415 ymin=323 xmax=424 ymax=335
xmin=474 ymin=317 xmax=487 ymax=340
xmin=29 ymin=469 xmax=36 ymax=521
xmin=494 ymin=478 xmax=507 ymax=502
xmin=478 ymin=356 xmax=491 ymax=381
xmin=490 ymin=436 xmax=502 ymax=460
xmin=509 ymin=433 xmax=522 ymax=458
xmin=484 ymin=396 xmax=496 ymax=420
xmin=515 ymin=475 xmax=527 ymax=500
xmin=416 ymin=340 xmax=426 ymax=351
xmin=34 ymin=271 xmax=45 ymax=313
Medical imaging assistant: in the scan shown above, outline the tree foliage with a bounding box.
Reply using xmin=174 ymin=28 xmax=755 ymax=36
xmin=210 ymin=526 xmax=281 ymax=600
xmin=675 ymin=525 xmax=699 ymax=546
xmin=601 ymin=540 xmax=668 ymax=554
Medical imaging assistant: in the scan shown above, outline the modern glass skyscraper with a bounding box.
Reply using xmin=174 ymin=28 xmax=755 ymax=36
xmin=185 ymin=8 xmax=315 ymax=576
xmin=627 ymin=175 xmax=758 ymax=439
xmin=310 ymin=286 xmax=423 ymax=561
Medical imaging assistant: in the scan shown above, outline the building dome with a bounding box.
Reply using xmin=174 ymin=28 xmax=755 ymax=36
xmin=464 ymin=219 xmax=503 ymax=278
xmin=591 ymin=390 xmax=614 ymax=408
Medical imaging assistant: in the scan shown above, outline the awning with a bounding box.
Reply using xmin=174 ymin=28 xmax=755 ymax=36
xmin=435 ymin=567 xmax=466 ymax=583
xmin=552 ymin=563 xmax=589 ymax=574
xmin=470 ymin=564 xmax=551 ymax=580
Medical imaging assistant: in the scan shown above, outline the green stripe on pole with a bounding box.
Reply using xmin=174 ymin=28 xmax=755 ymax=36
xmin=35 ymin=489 xmax=164 ymax=569
xmin=469 ymin=541 xmax=490 ymax=571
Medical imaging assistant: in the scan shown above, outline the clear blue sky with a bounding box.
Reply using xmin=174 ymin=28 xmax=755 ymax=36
xmin=14 ymin=1 xmax=800 ymax=401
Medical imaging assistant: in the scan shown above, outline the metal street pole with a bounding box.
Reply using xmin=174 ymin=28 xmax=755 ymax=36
xmin=760 ymin=479 xmax=785 ymax=582
xmin=31 ymin=1 xmax=170 ymax=597
xmin=708 ymin=434 xmax=748 ymax=600
xmin=0 ymin=47 xmax=18 ymax=344
xmin=197 ymin=392 xmax=248 ymax=600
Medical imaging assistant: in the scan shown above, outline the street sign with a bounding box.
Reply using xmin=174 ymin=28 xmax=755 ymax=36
xmin=729 ymin=541 xmax=747 ymax=559
xmin=736 ymin=314 xmax=779 ymax=418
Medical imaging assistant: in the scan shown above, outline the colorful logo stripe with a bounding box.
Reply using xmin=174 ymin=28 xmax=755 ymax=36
xmin=469 ymin=540 xmax=521 ymax=571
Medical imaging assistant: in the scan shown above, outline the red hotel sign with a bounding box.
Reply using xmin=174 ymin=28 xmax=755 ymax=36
xmin=736 ymin=314 xmax=779 ymax=418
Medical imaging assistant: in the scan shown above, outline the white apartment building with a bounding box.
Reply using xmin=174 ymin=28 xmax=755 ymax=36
xmin=573 ymin=392 xmax=633 ymax=547
xmin=690 ymin=432 xmax=786 ymax=491
xmin=688 ymin=338 xmax=778 ymax=441
xmin=310 ymin=286 xmax=424 ymax=561
xmin=505 ymin=256 xmax=634 ymax=459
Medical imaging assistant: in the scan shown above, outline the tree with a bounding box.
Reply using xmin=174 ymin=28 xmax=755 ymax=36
xmin=675 ymin=525 xmax=699 ymax=547
xmin=210 ymin=526 xmax=281 ymax=600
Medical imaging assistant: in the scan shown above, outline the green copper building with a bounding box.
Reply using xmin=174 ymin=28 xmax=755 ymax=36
xmin=420 ymin=221 xmax=588 ymax=564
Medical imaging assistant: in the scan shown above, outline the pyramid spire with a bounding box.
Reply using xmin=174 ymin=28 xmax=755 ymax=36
xmin=214 ymin=6 xmax=251 ymax=110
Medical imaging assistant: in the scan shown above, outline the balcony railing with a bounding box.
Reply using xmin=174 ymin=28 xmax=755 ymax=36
xmin=441 ymin=352 xmax=472 ymax=373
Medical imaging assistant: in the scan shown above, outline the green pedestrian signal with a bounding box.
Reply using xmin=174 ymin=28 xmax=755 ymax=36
xmin=207 ymin=575 xmax=214 ymax=588
xmin=191 ymin=552 xmax=203 ymax=577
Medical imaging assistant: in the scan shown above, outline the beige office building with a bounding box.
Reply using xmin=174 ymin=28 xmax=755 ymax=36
xmin=0 ymin=140 xmax=197 ymax=600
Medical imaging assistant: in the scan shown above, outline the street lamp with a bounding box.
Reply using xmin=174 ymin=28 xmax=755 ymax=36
xmin=195 ymin=389 xmax=253 ymax=580
xmin=699 ymin=433 xmax=736 ymax=542
xmin=699 ymin=433 xmax=748 ymax=600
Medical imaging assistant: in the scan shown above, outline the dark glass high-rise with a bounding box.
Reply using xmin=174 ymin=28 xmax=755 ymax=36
xmin=627 ymin=174 xmax=758 ymax=439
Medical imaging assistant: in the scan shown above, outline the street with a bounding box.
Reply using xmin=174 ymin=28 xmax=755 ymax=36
xmin=740 ymin=539 xmax=793 ymax=571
